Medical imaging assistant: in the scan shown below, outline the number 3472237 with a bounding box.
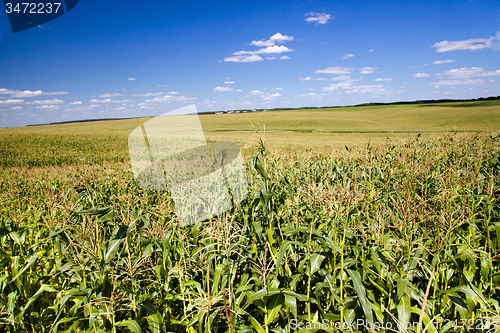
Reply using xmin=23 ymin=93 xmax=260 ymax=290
xmin=5 ymin=3 xmax=62 ymax=14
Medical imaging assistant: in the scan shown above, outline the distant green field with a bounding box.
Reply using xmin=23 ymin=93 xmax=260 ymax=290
xmin=1 ymin=100 xmax=499 ymax=167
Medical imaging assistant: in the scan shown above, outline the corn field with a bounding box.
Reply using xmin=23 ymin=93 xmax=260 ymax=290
xmin=0 ymin=132 xmax=499 ymax=332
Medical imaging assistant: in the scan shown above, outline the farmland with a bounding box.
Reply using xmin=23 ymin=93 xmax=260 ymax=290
xmin=1 ymin=101 xmax=500 ymax=168
xmin=0 ymin=101 xmax=499 ymax=332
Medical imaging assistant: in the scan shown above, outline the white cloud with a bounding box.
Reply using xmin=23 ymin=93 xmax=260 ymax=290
xmin=213 ymin=87 xmax=234 ymax=93
xmin=322 ymin=81 xmax=356 ymax=91
xmin=430 ymin=79 xmax=485 ymax=86
xmin=302 ymin=75 xmax=351 ymax=81
xmin=369 ymin=49 xmax=374 ymax=52
xmin=36 ymin=105 xmax=59 ymax=109
xmin=226 ymin=33 xmax=294 ymax=62
xmin=224 ymin=81 xmax=235 ymax=84
xmin=275 ymin=87 xmax=284 ymax=90
xmin=413 ymin=73 xmax=431 ymax=77
xmin=433 ymin=38 xmax=490 ymax=52
xmin=236 ymin=89 xmax=242 ymax=92
xmin=250 ymin=32 xmax=294 ymax=46
xmin=224 ymin=54 xmax=264 ymax=62
xmin=331 ymin=75 xmax=351 ymax=81
xmin=322 ymin=85 xmax=339 ymax=92
xmin=433 ymin=59 xmax=456 ymax=65
xmin=11 ymin=106 xmax=21 ymax=109
xmin=89 ymin=99 xmax=130 ymax=103
xmin=70 ymin=101 xmax=82 ymax=105
xmin=269 ymin=32 xmax=294 ymax=43
xmin=429 ymin=66 xmax=500 ymax=86
xmin=26 ymin=99 xmax=64 ymax=105
xmin=99 ymin=93 xmax=123 ymax=98
xmin=432 ymin=32 xmax=500 ymax=52
xmin=280 ymin=55 xmax=290 ymax=60
xmin=375 ymin=78 xmax=392 ymax=81
xmin=342 ymin=53 xmax=354 ymax=60
xmin=249 ymin=90 xmax=281 ymax=100
xmin=0 ymin=88 xmax=67 ymax=98
xmin=360 ymin=67 xmax=377 ymax=74
xmin=0 ymin=99 xmax=24 ymax=104
xmin=305 ymin=12 xmax=332 ymax=25
xmin=251 ymin=40 xmax=275 ymax=47
xmin=135 ymin=92 xmax=163 ymax=97
xmin=128 ymin=78 xmax=136 ymax=81
xmin=267 ymin=93 xmax=281 ymax=99
xmin=144 ymin=95 xmax=196 ymax=103
xmin=436 ymin=67 xmax=500 ymax=78
xmin=321 ymin=80 xmax=390 ymax=95
xmin=344 ymin=84 xmax=387 ymax=94
xmin=294 ymin=92 xmax=317 ymax=98
xmin=316 ymin=66 xmax=354 ymax=74
xmin=116 ymin=107 xmax=126 ymax=110
xmin=236 ymin=45 xmax=294 ymax=55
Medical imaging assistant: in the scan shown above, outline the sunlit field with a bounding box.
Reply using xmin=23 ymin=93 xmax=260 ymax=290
xmin=0 ymin=101 xmax=499 ymax=332
xmin=1 ymin=100 xmax=500 ymax=167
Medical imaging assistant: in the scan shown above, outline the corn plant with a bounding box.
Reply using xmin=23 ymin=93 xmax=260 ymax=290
xmin=0 ymin=132 xmax=499 ymax=332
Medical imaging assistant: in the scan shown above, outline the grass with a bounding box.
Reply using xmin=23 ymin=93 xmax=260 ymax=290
xmin=0 ymin=101 xmax=499 ymax=332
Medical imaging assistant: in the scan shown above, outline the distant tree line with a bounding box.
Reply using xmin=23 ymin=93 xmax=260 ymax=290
xmin=354 ymin=95 xmax=500 ymax=107
xmin=202 ymin=95 xmax=500 ymax=114
xmin=269 ymin=95 xmax=500 ymax=111
xmin=27 ymin=117 xmax=136 ymax=127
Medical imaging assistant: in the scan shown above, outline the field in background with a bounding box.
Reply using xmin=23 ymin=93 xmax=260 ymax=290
xmin=1 ymin=100 xmax=500 ymax=167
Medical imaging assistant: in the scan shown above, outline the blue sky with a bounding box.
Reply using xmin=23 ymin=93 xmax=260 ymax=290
xmin=0 ymin=0 xmax=499 ymax=127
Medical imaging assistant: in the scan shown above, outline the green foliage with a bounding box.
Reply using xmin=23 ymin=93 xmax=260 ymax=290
xmin=0 ymin=132 xmax=499 ymax=332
